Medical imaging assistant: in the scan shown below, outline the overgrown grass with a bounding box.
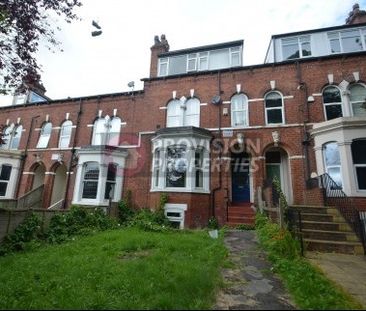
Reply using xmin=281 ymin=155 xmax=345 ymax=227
xmin=0 ymin=228 xmax=227 ymax=310
xmin=255 ymin=213 xmax=363 ymax=310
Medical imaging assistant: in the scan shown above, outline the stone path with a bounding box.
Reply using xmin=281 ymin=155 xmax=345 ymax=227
xmin=213 ymin=230 xmax=296 ymax=310
xmin=306 ymin=251 xmax=366 ymax=308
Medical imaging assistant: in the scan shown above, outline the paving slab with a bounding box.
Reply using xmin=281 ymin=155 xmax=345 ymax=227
xmin=213 ymin=230 xmax=296 ymax=310
xmin=306 ymin=251 xmax=366 ymax=308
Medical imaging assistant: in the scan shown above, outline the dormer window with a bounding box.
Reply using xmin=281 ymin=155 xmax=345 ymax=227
xmin=158 ymin=58 xmax=168 ymax=76
xmin=282 ymin=36 xmax=312 ymax=60
xmin=328 ymin=29 xmax=365 ymax=54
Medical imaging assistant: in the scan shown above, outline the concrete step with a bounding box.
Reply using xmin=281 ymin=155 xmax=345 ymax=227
xmin=300 ymin=213 xmax=343 ymax=222
xmin=228 ymin=216 xmax=255 ymax=223
xmin=302 ymin=229 xmax=360 ymax=242
xmin=228 ymin=211 xmax=255 ymax=217
xmin=290 ymin=205 xmax=339 ymax=215
xmin=304 ymin=239 xmax=364 ymax=255
xmin=226 ymin=219 xmax=255 ymax=226
xmin=301 ymin=220 xmax=352 ymax=232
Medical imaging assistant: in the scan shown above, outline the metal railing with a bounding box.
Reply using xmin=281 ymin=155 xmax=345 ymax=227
xmin=317 ymin=173 xmax=365 ymax=254
xmin=16 ymin=185 xmax=44 ymax=209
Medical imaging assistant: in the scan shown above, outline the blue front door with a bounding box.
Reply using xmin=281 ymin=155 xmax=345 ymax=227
xmin=232 ymin=164 xmax=250 ymax=203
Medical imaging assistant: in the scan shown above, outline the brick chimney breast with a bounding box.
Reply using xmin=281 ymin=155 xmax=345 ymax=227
xmin=150 ymin=34 xmax=170 ymax=78
xmin=346 ymin=3 xmax=366 ymax=25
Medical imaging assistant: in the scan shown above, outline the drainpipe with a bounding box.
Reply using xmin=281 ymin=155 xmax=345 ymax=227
xmin=15 ymin=115 xmax=40 ymax=198
xmin=211 ymin=71 xmax=223 ymax=219
xmin=62 ymin=99 xmax=83 ymax=209
xmin=296 ymin=61 xmax=311 ymax=185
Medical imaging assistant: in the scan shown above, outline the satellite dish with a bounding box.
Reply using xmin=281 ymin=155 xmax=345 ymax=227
xmin=211 ymin=95 xmax=221 ymax=105
xmin=127 ymin=81 xmax=135 ymax=88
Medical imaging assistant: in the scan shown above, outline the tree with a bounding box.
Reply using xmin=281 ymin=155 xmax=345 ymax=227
xmin=0 ymin=0 xmax=82 ymax=94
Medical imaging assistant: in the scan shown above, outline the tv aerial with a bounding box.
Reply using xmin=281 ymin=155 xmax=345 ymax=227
xmin=91 ymin=20 xmax=102 ymax=37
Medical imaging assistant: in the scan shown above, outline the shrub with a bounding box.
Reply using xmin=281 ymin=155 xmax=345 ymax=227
xmin=208 ymin=217 xmax=219 ymax=230
xmin=0 ymin=213 xmax=42 ymax=255
xmin=236 ymin=224 xmax=255 ymax=231
xmin=128 ymin=208 xmax=172 ymax=232
xmin=118 ymin=191 xmax=135 ymax=224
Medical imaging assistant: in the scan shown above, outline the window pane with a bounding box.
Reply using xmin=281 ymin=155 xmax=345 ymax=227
xmin=195 ymin=169 xmax=203 ymax=188
xmin=59 ymin=137 xmax=70 ymax=149
xmin=355 ymin=167 xmax=366 ymax=189
xmin=352 ymin=102 xmax=366 ymax=117
xmin=198 ymin=57 xmax=208 ymax=70
xmin=82 ymin=181 xmax=98 ymax=199
xmin=159 ymin=63 xmax=168 ymax=76
xmin=301 ymin=42 xmax=312 ymax=56
xmin=341 ymin=30 xmax=363 ymax=52
xmin=104 ymin=182 xmax=115 ymax=199
xmin=10 ymin=125 xmax=22 ymax=149
xmin=167 ymin=100 xmax=181 ymax=127
xmin=168 ymin=55 xmax=187 ymax=75
xmin=328 ymin=167 xmax=342 ymax=187
xmin=37 ymin=123 xmax=52 ymax=148
xmin=325 ymin=104 xmax=343 ymax=120
xmin=233 ymin=111 xmax=246 ymax=126
xmin=43 ymin=123 xmax=52 ymax=135
xmin=350 ymin=84 xmax=366 ymax=102
xmin=0 ymin=165 xmax=12 ymax=181
xmin=187 ymin=59 xmax=196 ymax=71
xmin=231 ymin=53 xmax=240 ymax=66
xmin=61 ymin=121 xmax=72 ymax=136
xmin=1 ymin=126 xmax=12 ymax=149
xmin=166 ymin=146 xmax=186 ymax=188
xmin=265 ymin=92 xmax=282 ymax=108
xmin=231 ymin=94 xmax=246 ymax=110
xmin=282 ymin=43 xmax=299 ymax=60
xmin=323 ymin=87 xmax=342 ymax=103
xmin=107 ymin=163 xmax=117 ymax=181
xmin=209 ymin=49 xmax=230 ymax=70
xmin=267 ymin=109 xmax=283 ymax=124
xmin=266 ymin=152 xmax=281 ymax=164
xmin=0 ymin=182 xmax=7 ymax=196
xmin=324 ymin=143 xmax=340 ymax=166
xmin=351 ymin=140 xmax=366 ymax=164
xmin=185 ymin=98 xmax=200 ymax=127
xmin=330 ymin=39 xmax=341 ymax=53
xmin=84 ymin=163 xmax=99 ymax=180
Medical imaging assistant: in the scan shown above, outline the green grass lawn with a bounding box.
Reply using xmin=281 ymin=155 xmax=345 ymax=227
xmin=0 ymin=228 xmax=227 ymax=310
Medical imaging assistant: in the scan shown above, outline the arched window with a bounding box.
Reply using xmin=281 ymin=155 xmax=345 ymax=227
xmin=265 ymin=92 xmax=284 ymax=124
xmin=92 ymin=117 xmax=121 ymax=146
xmin=185 ymin=98 xmax=200 ymax=127
xmin=10 ymin=125 xmax=22 ymax=150
xmin=59 ymin=120 xmax=72 ymax=148
xmin=104 ymin=163 xmax=117 ymax=199
xmin=349 ymin=84 xmax=366 ymax=117
xmin=167 ymin=99 xmax=181 ymax=127
xmin=0 ymin=164 xmax=12 ymax=197
xmin=351 ymin=139 xmax=366 ymax=190
xmin=36 ymin=122 xmax=52 ymax=148
xmin=231 ymin=94 xmax=248 ymax=127
xmin=323 ymin=86 xmax=343 ymax=120
xmin=82 ymin=162 xmax=99 ymax=199
xmin=166 ymin=98 xmax=201 ymax=127
xmin=323 ymin=142 xmax=342 ymax=187
xmin=1 ymin=125 xmax=13 ymax=149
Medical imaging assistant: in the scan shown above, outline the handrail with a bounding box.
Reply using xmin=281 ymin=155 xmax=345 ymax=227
xmin=48 ymin=199 xmax=64 ymax=210
xmin=317 ymin=173 xmax=365 ymax=254
xmin=16 ymin=184 xmax=44 ymax=209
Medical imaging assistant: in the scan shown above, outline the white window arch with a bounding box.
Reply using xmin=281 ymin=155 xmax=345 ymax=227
xmin=37 ymin=122 xmax=52 ymax=148
xmin=349 ymin=84 xmax=366 ymax=117
xmin=265 ymin=91 xmax=284 ymax=124
xmin=231 ymin=94 xmax=248 ymax=127
xmin=10 ymin=125 xmax=22 ymax=150
xmin=92 ymin=116 xmax=121 ymax=146
xmin=166 ymin=97 xmax=201 ymax=127
xmin=59 ymin=120 xmax=72 ymax=148
xmin=1 ymin=125 xmax=13 ymax=149
xmin=323 ymin=142 xmax=342 ymax=187
xmin=323 ymin=86 xmax=343 ymax=120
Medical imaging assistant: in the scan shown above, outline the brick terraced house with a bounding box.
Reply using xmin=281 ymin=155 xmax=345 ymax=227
xmin=1 ymin=4 xmax=366 ymax=252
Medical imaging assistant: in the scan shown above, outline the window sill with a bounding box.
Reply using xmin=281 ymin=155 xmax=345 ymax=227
xmin=150 ymin=188 xmax=210 ymax=194
xmin=72 ymin=199 xmax=118 ymax=206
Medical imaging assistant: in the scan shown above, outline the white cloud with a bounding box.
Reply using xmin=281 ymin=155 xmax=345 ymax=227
xmin=0 ymin=0 xmax=364 ymax=105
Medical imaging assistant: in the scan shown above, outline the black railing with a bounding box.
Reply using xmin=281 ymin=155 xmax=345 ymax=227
xmin=286 ymin=208 xmax=304 ymax=256
xmin=317 ymin=173 xmax=365 ymax=254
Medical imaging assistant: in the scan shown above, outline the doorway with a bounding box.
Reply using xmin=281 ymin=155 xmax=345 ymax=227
xmin=231 ymin=152 xmax=251 ymax=204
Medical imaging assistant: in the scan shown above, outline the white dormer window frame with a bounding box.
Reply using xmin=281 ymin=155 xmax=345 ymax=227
xmin=328 ymin=28 xmax=366 ymax=54
xmin=158 ymin=57 xmax=169 ymax=77
xmin=281 ymin=35 xmax=312 ymax=60
xmin=187 ymin=53 xmax=197 ymax=72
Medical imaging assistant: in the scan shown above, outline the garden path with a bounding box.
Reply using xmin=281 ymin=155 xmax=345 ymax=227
xmin=213 ymin=230 xmax=296 ymax=310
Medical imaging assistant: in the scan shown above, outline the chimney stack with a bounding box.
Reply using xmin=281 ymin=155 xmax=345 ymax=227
xmin=345 ymin=3 xmax=366 ymax=25
xmin=149 ymin=34 xmax=169 ymax=78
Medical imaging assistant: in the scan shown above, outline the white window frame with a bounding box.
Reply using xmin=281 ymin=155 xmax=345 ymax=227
xmin=187 ymin=53 xmax=197 ymax=72
xmin=59 ymin=120 xmax=73 ymax=149
xmin=166 ymin=97 xmax=200 ymax=127
xmin=322 ymin=86 xmax=343 ymax=121
xmin=36 ymin=122 xmax=52 ymax=149
xmin=264 ymin=91 xmax=285 ymax=125
xmin=231 ymin=93 xmax=249 ymax=127
xmin=349 ymin=83 xmax=366 ymax=117
xmin=198 ymin=52 xmax=209 ymax=71
xmin=81 ymin=161 xmax=100 ymax=200
xmin=281 ymin=35 xmax=312 ymax=60
xmin=0 ymin=124 xmax=22 ymax=150
xmin=92 ymin=116 xmax=121 ymax=146
xmin=230 ymin=46 xmax=242 ymax=67
xmin=0 ymin=164 xmax=12 ymax=197
xmin=351 ymin=140 xmax=366 ymax=191
xmin=323 ymin=142 xmax=343 ymax=188
xmin=158 ymin=57 xmax=169 ymax=77
xmin=327 ymin=28 xmax=366 ymax=54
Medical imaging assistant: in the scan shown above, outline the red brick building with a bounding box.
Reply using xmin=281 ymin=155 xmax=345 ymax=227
xmin=0 ymin=4 xmax=366 ymax=229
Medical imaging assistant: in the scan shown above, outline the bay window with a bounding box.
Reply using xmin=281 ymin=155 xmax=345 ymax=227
xmin=351 ymin=140 xmax=366 ymax=190
xmin=349 ymin=84 xmax=366 ymax=117
xmin=82 ymin=162 xmax=99 ymax=199
xmin=0 ymin=164 xmax=12 ymax=197
xmin=166 ymin=146 xmax=187 ymax=188
xmin=323 ymin=86 xmax=343 ymax=120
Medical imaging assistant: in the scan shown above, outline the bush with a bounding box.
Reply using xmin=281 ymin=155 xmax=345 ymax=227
xmin=0 ymin=213 xmax=42 ymax=255
xmin=128 ymin=208 xmax=172 ymax=232
xmin=236 ymin=224 xmax=255 ymax=231
xmin=118 ymin=191 xmax=135 ymax=224
xmin=208 ymin=217 xmax=219 ymax=230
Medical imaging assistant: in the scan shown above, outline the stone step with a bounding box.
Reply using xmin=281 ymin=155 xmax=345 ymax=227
xmin=304 ymin=239 xmax=364 ymax=255
xmin=300 ymin=213 xmax=343 ymax=222
xmin=302 ymin=229 xmax=360 ymax=242
xmin=226 ymin=219 xmax=255 ymax=227
xmin=301 ymin=220 xmax=352 ymax=232
xmin=228 ymin=216 xmax=255 ymax=223
xmin=290 ymin=205 xmax=339 ymax=215
xmin=228 ymin=210 xmax=255 ymax=217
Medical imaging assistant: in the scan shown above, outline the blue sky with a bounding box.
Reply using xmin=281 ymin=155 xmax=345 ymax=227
xmin=1 ymin=0 xmax=365 ymax=105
